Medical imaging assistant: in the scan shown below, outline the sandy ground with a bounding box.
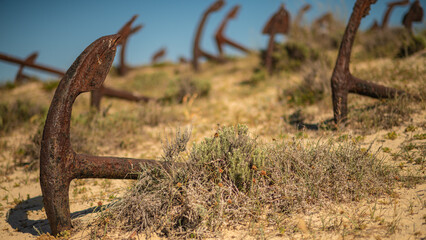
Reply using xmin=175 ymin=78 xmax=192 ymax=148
xmin=0 ymin=55 xmax=425 ymax=239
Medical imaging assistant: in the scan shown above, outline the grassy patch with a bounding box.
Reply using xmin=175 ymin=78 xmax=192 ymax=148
xmin=0 ymin=99 xmax=47 ymax=133
xmin=163 ymin=77 xmax=211 ymax=103
xmin=101 ymin=125 xmax=397 ymax=238
xmin=42 ymin=80 xmax=60 ymax=92
xmin=349 ymin=96 xmax=421 ymax=133
xmin=281 ymin=61 xmax=330 ymax=107
xmin=242 ymin=68 xmax=267 ymax=86
xmin=262 ymin=41 xmax=320 ymax=73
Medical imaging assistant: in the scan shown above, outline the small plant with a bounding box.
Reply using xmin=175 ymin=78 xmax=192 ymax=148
xmin=262 ymin=41 xmax=319 ymax=73
xmin=384 ymin=131 xmax=398 ymax=140
xmin=413 ymin=133 xmax=426 ymax=140
xmin=164 ymin=77 xmax=211 ymax=103
xmin=280 ymin=60 xmax=330 ymax=107
xmin=161 ymin=127 xmax=191 ymax=162
xmin=382 ymin=147 xmax=391 ymax=153
xmin=243 ymin=67 xmax=267 ymax=86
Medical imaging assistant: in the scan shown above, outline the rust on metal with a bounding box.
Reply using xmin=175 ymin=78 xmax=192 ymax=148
xmin=0 ymin=52 xmax=65 ymax=77
xmin=192 ymin=0 xmax=225 ymax=71
xmin=331 ymin=0 xmax=413 ymax=124
xmin=215 ymin=5 xmax=250 ymax=58
xmin=382 ymin=0 xmax=410 ymax=29
xmin=262 ymin=4 xmax=290 ymax=75
xmin=369 ymin=0 xmax=409 ymax=31
xmin=402 ymin=0 xmax=423 ymax=33
xmin=40 ymin=34 xmax=171 ymax=236
xmin=0 ymin=48 xmax=152 ymax=110
xmin=116 ymin=15 xmax=143 ymax=76
xmin=14 ymin=52 xmax=39 ymax=84
xmin=151 ymin=47 xmax=166 ymax=64
xmin=90 ymin=85 xmax=153 ymax=110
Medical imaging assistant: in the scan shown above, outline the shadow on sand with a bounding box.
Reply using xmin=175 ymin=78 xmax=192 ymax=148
xmin=6 ymin=195 xmax=105 ymax=236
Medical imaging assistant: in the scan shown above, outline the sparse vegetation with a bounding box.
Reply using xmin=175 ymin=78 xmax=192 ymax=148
xmin=349 ymin=96 xmax=420 ymax=133
xmin=0 ymin=11 xmax=425 ymax=239
xmin=164 ymin=77 xmax=211 ymax=103
xmin=262 ymin=41 xmax=319 ymax=73
xmin=101 ymin=125 xmax=397 ymax=238
xmin=0 ymin=99 xmax=47 ymax=133
xmin=281 ymin=61 xmax=330 ymax=107
xmin=41 ymin=80 xmax=60 ymax=92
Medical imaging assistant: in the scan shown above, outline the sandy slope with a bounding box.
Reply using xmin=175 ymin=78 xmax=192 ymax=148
xmin=0 ymin=55 xmax=425 ymax=239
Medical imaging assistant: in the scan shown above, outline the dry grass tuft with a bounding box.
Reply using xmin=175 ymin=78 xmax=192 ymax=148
xmin=98 ymin=125 xmax=397 ymax=238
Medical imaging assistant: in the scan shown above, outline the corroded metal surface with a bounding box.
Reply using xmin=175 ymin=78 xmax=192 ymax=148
xmin=192 ymin=0 xmax=225 ymax=71
xmin=262 ymin=4 xmax=290 ymax=75
xmin=331 ymin=0 xmax=410 ymax=124
xmin=0 ymin=52 xmax=64 ymax=77
xmin=0 ymin=44 xmax=151 ymax=109
xmin=116 ymin=15 xmax=143 ymax=76
xmin=90 ymin=85 xmax=153 ymax=110
xmin=40 ymin=34 xmax=168 ymax=236
xmin=151 ymin=47 xmax=166 ymax=64
xmin=402 ymin=0 xmax=423 ymax=33
xmin=215 ymin=5 xmax=249 ymax=57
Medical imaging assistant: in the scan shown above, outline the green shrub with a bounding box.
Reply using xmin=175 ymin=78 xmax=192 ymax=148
xmin=242 ymin=68 xmax=267 ymax=86
xmin=261 ymin=41 xmax=319 ymax=73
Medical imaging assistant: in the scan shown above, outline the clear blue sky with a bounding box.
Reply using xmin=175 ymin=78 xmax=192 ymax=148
xmin=0 ymin=0 xmax=424 ymax=83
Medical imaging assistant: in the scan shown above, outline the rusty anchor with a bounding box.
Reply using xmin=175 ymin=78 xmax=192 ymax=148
xmin=90 ymin=15 xmax=154 ymax=110
xmin=368 ymin=0 xmax=409 ymax=31
xmin=116 ymin=15 xmax=143 ymax=76
xmin=214 ymin=5 xmax=250 ymax=58
xmin=151 ymin=47 xmax=166 ymax=64
xmin=0 ymin=52 xmax=64 ymax=81
xmin=40 ymin=34 xmax=172 ymax=236
xmin=192 ymin=0 xmax=225 ymax=71
xmin=330 ymin=0 xmax=416 ymax=124
xmin=0 ymin=50 xmax=152 ymax=110
xmin=293 ymin=4 xmax=311 ymax=29
xmin=262 ymin=4 xmax=290 ymax=75
xmin=402 ymin=0 xmax=423 ymax=33
xmin=14 ymin=52 xmax=39 ymax=84
xmin=312 ymin=12 xmax=334 ymax=35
